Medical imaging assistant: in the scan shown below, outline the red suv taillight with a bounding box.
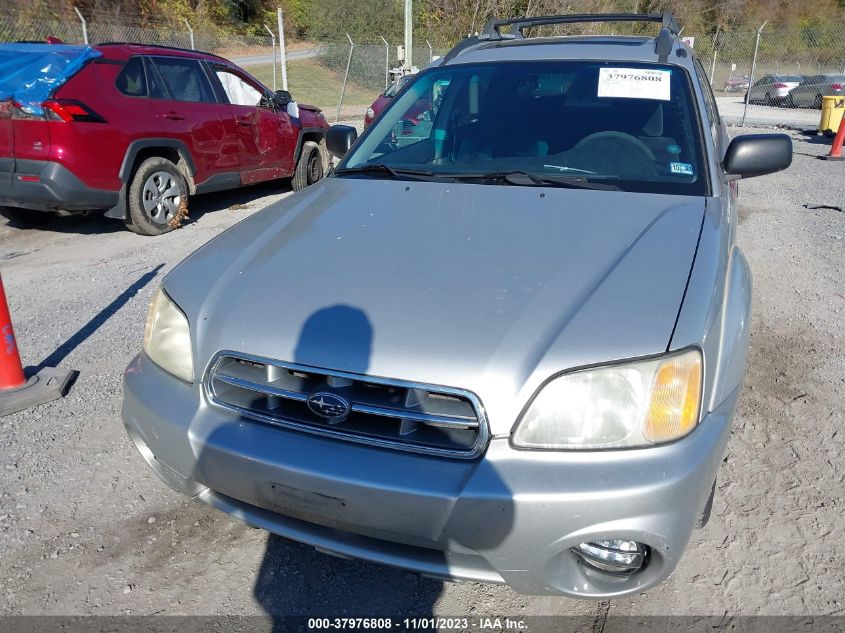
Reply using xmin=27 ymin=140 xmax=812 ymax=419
xmin=8 ymin=99 xmax=104 ymax=122
xmin=42 ymin=99 xmax=105 ymax=123
xmin=9 ymin=101 xmax=43 ymax=120
xmin=832 ymin=83 xmax=843 ymax=91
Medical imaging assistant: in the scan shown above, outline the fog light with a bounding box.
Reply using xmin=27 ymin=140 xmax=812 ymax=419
xmin=572 ymin=540 xmax=648 ymax=574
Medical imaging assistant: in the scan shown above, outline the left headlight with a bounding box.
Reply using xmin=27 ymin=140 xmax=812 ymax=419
xmin=512 ymin=349 xmax=702 ymax=450
xmin=143 ymin=286 xmax=194 ymax=383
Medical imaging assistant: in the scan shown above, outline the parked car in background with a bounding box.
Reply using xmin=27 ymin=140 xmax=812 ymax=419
xmin=122 ymin=12 xmax=792 ymax=598
xmin=787 ymin=74 xmax=845 ymax=108
xmin=745 ymin=73 xmax=803 ymax=105
xmin=723 ymin=74 xmax=750 ymax=93
xmin=0 ymin=42 xmax=330 ymax=235
xmin=363 ymin=74 xmax=412 ymax=127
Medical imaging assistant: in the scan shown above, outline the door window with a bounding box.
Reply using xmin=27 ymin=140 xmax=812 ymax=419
xmin=150 ymin=57 xmax=215 ymax=103
xmin=215 ymin=69 xmax=264 ymax=107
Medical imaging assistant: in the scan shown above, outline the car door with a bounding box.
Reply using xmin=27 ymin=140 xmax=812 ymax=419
xmin=145 ymin=55 xmax=241 ymax=186
xmin=750 ymin=76 xmax=767 ymax=102
xmin=794 ymin=76 xmax=816 ymax=107
xmin=791 ymin=77 xmax=808 ymax=107
xmin=210 ymin=65 xmax=296 ymax=184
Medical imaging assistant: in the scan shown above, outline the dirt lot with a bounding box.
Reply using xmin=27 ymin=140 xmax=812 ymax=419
xmin=0 ymin=128 xmax=842 ymax=619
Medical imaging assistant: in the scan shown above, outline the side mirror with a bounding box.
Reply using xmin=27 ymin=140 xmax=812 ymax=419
xmin=326 ymin=124 xmax=358 ymax=159
xmin=273 ymin=90 xmax=292 ymax=107
xmin=723 ymin=134 xmax=792 ymax=179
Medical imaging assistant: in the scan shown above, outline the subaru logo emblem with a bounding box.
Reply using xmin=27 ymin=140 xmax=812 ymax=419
xmin=307 ymin=392 xmax=351 ymax=420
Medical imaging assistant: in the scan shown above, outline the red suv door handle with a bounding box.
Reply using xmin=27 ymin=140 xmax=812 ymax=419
xmin=163 ymin=111 xmax=185 ymax=121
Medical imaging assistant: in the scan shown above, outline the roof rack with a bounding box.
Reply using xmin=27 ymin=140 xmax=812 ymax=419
xmin=480 ymin=12 xmax=680 ymax=40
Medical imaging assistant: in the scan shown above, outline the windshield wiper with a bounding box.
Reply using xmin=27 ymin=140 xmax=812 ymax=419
xmin=333 ymin=164 xmax=449 ymax=182
xmin=453 ymin=170 xmax=620 ymax=191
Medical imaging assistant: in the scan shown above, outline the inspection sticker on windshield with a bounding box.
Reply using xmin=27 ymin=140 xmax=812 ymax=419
xmin=598 ymin=68 xmax=671 ymax=101
xmin=670 ymin=162 xmax=694 ymax=176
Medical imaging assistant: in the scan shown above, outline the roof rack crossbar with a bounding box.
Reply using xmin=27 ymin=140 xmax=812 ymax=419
xmin=481 ymin=12 xmax=680 ymax=39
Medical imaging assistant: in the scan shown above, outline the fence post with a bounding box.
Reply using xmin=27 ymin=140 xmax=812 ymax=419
xmin=426 ymin=39 xmax=433 ymax=63
xmin=741 ymin=20 xmax=767 ymax=127
xmin=73 ymin=7 xmax=88 ymax=45
xmin=183 ymin=18 xmax=194 ymax=50
xmin=277 ymin=8 xmax=288 ymax=91
xmin=263 ymin=24 xmax=277 ymax=91
xmin=380 ymin=36 xmax=389 ymax=89
xmin=336 ymin=34 xmax=354 ymax=123
xmin=709 ymin=25 xmax=720 ymax=85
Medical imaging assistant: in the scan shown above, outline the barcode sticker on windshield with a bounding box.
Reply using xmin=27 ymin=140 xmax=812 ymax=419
xmin=598 ymin=68 xmax=671 ymax=101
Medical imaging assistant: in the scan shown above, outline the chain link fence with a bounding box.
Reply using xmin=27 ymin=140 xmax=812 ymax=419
xmin=694 ymin=23 xmax=845 ymax=131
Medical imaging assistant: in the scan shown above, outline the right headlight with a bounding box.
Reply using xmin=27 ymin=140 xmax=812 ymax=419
xmin=143 ymin=286 xmax=194 ymax=383
xmin=512 ymin=349 xmax=702 ymax=450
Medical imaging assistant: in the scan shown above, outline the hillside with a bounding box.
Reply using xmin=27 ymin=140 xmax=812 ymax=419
xmin=7 ymin=0 xmax=845 ymax=44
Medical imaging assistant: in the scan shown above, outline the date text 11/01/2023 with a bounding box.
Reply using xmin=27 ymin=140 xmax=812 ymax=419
xmin=307 ymin=618 xmax=528 ymax=630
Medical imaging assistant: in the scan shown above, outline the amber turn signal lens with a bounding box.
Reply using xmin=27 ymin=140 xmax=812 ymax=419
xmin=644 ymin=351 xmax=701 ymax=442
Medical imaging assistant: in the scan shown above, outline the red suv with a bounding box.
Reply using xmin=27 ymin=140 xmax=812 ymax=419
xmin=0 ymin=43 xmax=330 ymax=235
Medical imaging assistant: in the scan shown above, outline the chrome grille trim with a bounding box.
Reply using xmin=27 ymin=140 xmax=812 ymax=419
xmin=213 ymin=373 xmax=308 ymax=402
xmin=203 ymin=351 xmax=490 ymax=459
xmin=349 ymin=403 xmax=479 ymax=429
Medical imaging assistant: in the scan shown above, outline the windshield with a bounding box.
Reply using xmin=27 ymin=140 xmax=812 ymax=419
xmin=339 ymin=61 xmax=708 ymax=196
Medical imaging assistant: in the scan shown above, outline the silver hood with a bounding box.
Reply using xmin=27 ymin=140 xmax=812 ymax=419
xmin=166 ymin=178 xmax=704 ymax=435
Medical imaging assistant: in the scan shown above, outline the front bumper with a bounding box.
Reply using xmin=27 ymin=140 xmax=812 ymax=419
xmin=121 ymin=352 xmax=735 ymax=598
xmin=0 ymin=158 xmax=118 ymax=213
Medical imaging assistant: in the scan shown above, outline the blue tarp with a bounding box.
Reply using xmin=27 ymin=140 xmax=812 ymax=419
xmin=0 ymin=43 xmax=102 ymax=115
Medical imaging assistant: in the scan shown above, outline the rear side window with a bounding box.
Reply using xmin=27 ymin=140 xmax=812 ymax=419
xmin=694 ymin=60 xmax=719 ymax=123
xmin=115 ymin=57 xmax=146 ymax=96
xmin=150 ymin=57 xmax=214 ymax=103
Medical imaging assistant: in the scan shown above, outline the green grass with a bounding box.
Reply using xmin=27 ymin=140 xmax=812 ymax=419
xmin=244 ymin=59 xmax=377 ymax=113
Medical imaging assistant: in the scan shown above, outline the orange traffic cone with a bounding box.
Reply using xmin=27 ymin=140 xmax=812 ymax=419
xmin=0 ymin=273 xmax=26 ymax=390
xmin=819 ymin=113 xmax=845 ymax=161
xmin=0 ymin=271 xmax=75 ymax=416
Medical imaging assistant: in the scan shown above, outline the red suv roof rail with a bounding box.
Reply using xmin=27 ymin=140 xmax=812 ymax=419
xmin=95 ymin=42 xmax=227 ymax=62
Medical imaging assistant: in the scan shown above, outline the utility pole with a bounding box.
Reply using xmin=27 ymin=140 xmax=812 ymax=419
xmin=277 ymin=8 xmax=288 ymax=91
xmin=404 ymin=0 xmax=413 ymax=70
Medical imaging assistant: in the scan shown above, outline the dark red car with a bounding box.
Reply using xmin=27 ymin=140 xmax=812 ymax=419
xmin=0 ymin=42 xmax=330 ymax=235
xmin=364 ymin=74 xmax=412 ymax=127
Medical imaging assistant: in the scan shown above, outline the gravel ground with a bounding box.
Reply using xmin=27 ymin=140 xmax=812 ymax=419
xmin=0 ymin=127 xmax=842 ymax=619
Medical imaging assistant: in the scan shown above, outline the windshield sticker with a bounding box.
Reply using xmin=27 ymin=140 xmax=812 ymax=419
xmin=670 ymin=162 xmax=694 ymax=176
xmin=598 ymin=68 xmax=671 ymax=101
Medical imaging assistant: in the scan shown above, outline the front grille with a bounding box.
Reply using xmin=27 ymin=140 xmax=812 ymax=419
xmin=204 ymin=352 xmax=489 ymax=459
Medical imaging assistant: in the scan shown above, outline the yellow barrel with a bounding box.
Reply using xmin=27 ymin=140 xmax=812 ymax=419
xmin=819 ymin=96 xmax=845 ymax=135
